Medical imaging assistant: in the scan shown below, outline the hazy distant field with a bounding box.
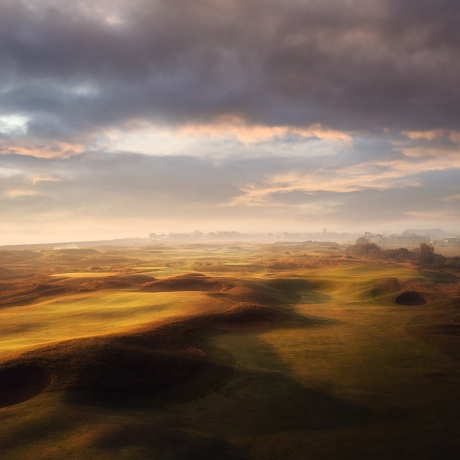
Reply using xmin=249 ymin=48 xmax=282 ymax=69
xmin=1 ymin=242 xmax=460 ymax=459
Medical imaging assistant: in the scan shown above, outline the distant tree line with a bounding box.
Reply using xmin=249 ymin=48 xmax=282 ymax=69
xmin=347 ymin=241 xmax=460 ymax=270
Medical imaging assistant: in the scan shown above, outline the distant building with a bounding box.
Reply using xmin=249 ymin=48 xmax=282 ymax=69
xmin=403 ymin=228 xmax=447 ymax=239
xmin=442 ymin=238 xmax=460 ymax=246
xmin=394 ymin=235 xmax=431 ymax=246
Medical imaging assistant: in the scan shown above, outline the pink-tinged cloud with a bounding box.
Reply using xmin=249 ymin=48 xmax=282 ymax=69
xmin=0 ymin=0 xmax=459 ymax=243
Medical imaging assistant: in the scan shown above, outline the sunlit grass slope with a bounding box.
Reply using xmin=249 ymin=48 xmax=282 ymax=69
xmin=50 ymin=272 xmax=116 ymax=278
xmin=284 ymin=265 xmax=433 ymax=303
xmin=0 ymin=291 xmax=220 ymax=357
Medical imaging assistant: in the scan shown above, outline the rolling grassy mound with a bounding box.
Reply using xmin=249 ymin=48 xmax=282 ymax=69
xmin=221 ymin=286 xmax=282 ymax=306
xmin=0 ymin=277 xmax=86 ymax=308
xmin=0 ymin=290 xmax=226 ymax=357
xmin=0 ymin=321 xmax=210 ymax=404
xmin=142 ymin=273 xmax=234 ymax=292
xmin=0 ymin=268 xmax=316 ymax=409
xmin=368 ymin=277 xmax=401 ymax=298
xmin=0 ymin=274 xmax=158 ymax=308
xmin=142 ymin=274 xmax=306 ymax=306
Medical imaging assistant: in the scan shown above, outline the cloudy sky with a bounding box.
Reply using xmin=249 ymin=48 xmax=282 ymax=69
xmin=1 ymin=0 xmax=459 ymax=244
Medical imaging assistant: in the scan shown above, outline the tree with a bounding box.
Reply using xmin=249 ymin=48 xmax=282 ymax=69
xmin=347 ymin=242 xmax=381 ymax=257
xmin=416 ymin=242 xmax=435 ymax=264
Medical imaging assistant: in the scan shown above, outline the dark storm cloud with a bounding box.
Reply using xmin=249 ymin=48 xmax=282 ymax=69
xmin=1 ymin=0 xmax=459 ymax=144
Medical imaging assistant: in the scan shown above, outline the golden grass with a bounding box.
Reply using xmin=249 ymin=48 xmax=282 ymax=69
xmin=50 ymin=272 xmax=116 ymax=279
xmin=0 ymin=291 xmax=221 ymax=357
xmin=0 ymin=243 xmax=460 ymax=459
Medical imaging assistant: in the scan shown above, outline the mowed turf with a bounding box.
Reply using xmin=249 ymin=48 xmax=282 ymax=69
xmin=0 ymin=244 xmax=460 ymax=459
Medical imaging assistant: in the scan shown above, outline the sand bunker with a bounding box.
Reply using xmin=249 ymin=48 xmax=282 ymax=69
xmin=396 ymin=291 xmax=428 ymax=306
xmin=0 ymin=364 xmax=51 ymax=408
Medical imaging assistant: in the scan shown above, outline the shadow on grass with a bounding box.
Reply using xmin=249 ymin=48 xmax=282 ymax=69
xmin=263 ymin=278 xmax=332 ymax=304
xmin=0 ymin=364 xmax=51 ymax=409
xmin=63 ymin=358 xmax=235 ymax=410
xmin=2 ymin=270 xmax=371 ymax=445
xmin=299 ymin=291 xmax=332 ymax=304
xmin=69 ymin=367 xmax=372 ymax=457
xmin=88 ymin=422 xmax=252 ymax=460
xmin=206 ymin=368 xmax=373 ymax=435
xmin=64 ymin=314 xmax=371 ymax=436
xmin=408 ymin=312 xmax=460 ymax=361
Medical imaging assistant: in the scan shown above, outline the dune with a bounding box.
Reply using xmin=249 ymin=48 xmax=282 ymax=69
xmin=141 ymin=275 xmax=307 ymax=307
xmin=76 ymin=274 xmax=157 ymax=291
xmin=370 ymin=277 xmax=401 ymax=297
xmin=264 ymin=278 xmax=315 ymax=292
xmin=0 ymin=279 xmax=81 ymax=308
xmin=213 ymin=314 xmax=272 ymax=331
xmin=0 ymin=292 xmax=308 ymax=406
xmin=1 ymin=273 xmax=160 ymax=309
xmin=142 ymin=275 xmax=303 ymax=306
xmin=211 ymin=301 xmax=311 ymax=332
xmin=142 ymin=274 xmax=234 ymax=292
xmin=1 ymin=325 xmax=206 ymax=394
xmin=223 ymin=286 xmax=285 ymax=305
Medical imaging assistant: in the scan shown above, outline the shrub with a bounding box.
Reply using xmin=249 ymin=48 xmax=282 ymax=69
xmin=414 ymin=243 xmax=435 ymax=264
xmin=347 ymin=243 xmax=381 ymax=257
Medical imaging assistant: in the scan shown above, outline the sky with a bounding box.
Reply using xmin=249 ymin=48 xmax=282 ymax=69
xmin=1 ymin=0 xmax=459 ymax=244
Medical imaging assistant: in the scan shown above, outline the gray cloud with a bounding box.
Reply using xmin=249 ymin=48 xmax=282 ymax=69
xmin=1 ymin=151 xmax=458 ymax=235
xmin=1 ymin=0 xmax=459 ymax=144
xmin=1 ymin=1 xmax=459 ymax=243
